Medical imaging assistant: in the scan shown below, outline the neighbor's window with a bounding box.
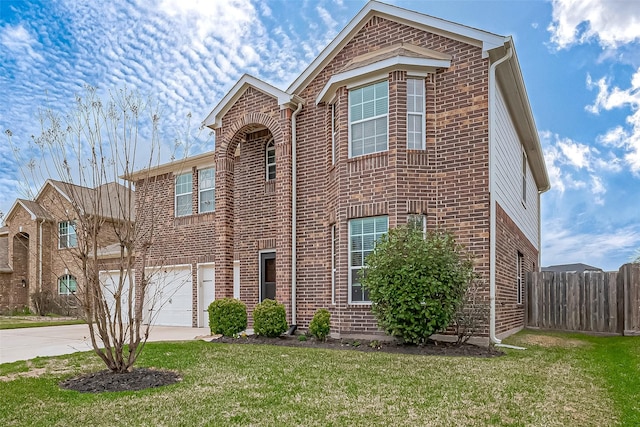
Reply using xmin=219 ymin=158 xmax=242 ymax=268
xmin=407 ymin=78 xmax=425 ymax=150
xmin=349 ymin=80 xmax=388 ymax=157
xmin=266 ymin=139 xmax=276 ymax=181
xmin=58 ymin=221 xmax=77 ymax=249
xmin=58 ymin=274 xmax=77 ymax=295
xmin=522 ymin=150 xmax=527 ymax=205
xmin=199 ymin=167 xmax=215 ymax=213
xmin=175 ymin=172 xmax=192 ymax=217
xmin=517 ymin=252 xmax=524 ymax=305
xmin=349 ymin=216 xmax=388 ymax=303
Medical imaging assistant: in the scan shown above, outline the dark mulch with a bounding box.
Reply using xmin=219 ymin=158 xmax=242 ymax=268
xmin=215 ymin=334 xmax=503 ymax=358
xmin=60 ymin=368 xmax=181 ymax=393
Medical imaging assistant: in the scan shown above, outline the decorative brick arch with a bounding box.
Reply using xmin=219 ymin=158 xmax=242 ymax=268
xmin=218 ymin=112 xmax=284 ymax=159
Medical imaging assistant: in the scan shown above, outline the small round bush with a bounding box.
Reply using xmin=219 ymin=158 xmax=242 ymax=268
xmin=208 ymin=298 xmax=247 ymax=336
xmin=309 ymin=308 xmax=331 ymax=341
xmin=253 ymin=299 xmax=288 ymax=338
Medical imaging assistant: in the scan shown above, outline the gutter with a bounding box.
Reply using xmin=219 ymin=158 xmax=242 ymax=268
xmin=291 ymin=102 xmax=303 ymax=327
xmin=488 ymin=45 xmax=513 ymax=345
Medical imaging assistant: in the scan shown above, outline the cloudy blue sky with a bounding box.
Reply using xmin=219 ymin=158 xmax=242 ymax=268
xmin=1 ymin=0 xmax=639 ymax=270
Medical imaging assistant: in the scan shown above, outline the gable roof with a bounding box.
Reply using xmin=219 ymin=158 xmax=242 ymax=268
xmin=123 ymin=150 xmax=215 ymax=182
xmin=288 ymin=0 xmax=505 ymax=95
xmin=203 ymin=74 xmax=303 ymax=129
xmin=542 ymin=263 xmax=604 ymax=273
xmin=4 ymin=199 xmax=54 ymax=222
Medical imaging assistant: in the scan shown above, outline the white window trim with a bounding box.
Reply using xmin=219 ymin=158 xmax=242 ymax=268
xmin=265 ymin=139 xmax=276 ymax=181
xmin=517 ymin=252 xmax=524 ymax=305
xmin=58 ymin=221 xmax=77 ymax=249
xmin=175 ymin=172 xmax=193 ymax=217
xmin=407 ymin=78 xmax=426 ymax=150
xmin=331 ymin=224 xmax=337 ymax=305
xmin=198 ymin=167 xmax=215 ymax=213
xmin=331 ymin=104 xmax=337 ymax=165
xmin=522 ymin=149 xmax=527 ymax=206
xmin=348 ymin=216 xmax=388 ymax=305
xmin=348 ymin=80 xmax=389 ymax=159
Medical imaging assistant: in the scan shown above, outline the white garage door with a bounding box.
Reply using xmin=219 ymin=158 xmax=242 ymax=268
xmin=145 ymin=266 xmax=193 ymax=327
xmin=99 ymin=270 xmax=134 ymax=324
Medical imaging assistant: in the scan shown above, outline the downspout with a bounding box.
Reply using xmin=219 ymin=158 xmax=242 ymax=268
xmin=291 ymin=101 xmax=303 ymax=327
xmin=39 ymin=219 xmax=44 ymax=292
xmin=488 ymin=45 xmax=513 ymax=345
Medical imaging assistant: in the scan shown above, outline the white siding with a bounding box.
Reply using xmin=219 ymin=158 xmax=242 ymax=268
xmin=494 ymin=85 xmax=539 ymax=248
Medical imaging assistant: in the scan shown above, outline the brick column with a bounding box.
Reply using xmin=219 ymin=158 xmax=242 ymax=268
xmin=276 ymin=108 xmax=293 ymax=323
xmin=214 ymin=152 xmax=235 ymax=299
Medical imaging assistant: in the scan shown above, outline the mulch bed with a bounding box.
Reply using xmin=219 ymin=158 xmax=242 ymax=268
xmin=60 ymin=368 xmax=181 ymax=393
xmin=214 ymin=334 xmax=503 ymax=358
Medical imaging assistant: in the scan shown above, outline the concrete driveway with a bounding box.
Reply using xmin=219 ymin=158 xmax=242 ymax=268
xmin=0 ymin=324 xmax=210 ymax=364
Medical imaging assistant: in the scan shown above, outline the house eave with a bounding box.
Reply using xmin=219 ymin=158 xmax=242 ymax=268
xmin=490 ymin=39 xmax=550 ymax=193
xmin=122 ymin=151 xmax=215 ymax=182
xmin=202 ymin=74 xmax=302 ymax=130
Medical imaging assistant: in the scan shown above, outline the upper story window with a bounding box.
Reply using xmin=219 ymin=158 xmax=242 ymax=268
xmin=407 ymin=78 xmax=425 ymax=150
xmin=522 ymin=151 xmax=527 ymax=205
xmin=199 ymin=167 xmax=215 ymax=213
xmin=349 ymin=215 xmax=388 ymax=303
xmin=58 ymin=274 xmax=77 ymax=295
xmin=175 ymin=172 xmax=192 ymax=217
xmin=266 ymin=139 xmax=276 ymax=181
xmin=58 ymin=221 xmax=77 ymax=249
xmin=349 ymin=80 xmax=388 ymax=158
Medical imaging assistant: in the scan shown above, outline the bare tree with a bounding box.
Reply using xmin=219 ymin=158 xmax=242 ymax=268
xmin=6 ymin=86 xmax=177 ymax=373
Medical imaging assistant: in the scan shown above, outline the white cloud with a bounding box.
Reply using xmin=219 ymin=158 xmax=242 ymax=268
xmin=557 ymin=138 xmax=592 ymax=169
xmin=549 ymin=0 xmax=640 ymax=49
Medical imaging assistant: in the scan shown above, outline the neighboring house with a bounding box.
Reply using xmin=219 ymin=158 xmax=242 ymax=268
xmin=130 ymin=0 xmax=549 ymax=342
xmin=0 ymin=180 xmax=133 ymax=314
xmin=542 ymin=264 xmax=604 ymax=273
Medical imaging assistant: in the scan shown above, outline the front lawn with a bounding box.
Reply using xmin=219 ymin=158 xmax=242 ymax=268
xmin=0 ymin=316 xmax=84 ymax=330
xmin=0 ymin=329 xmax=636 ymax=426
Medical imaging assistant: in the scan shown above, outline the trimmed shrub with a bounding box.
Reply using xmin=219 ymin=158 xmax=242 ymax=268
xmin=208 ymin=298 xmax=247 ymax=336
xmin=309 ymin=308 xmax=331 ymax=341
xmin=361 ymin=226 xmax=474 ymax=345
xmin=253 ymin=299 xmax=287 ymax=338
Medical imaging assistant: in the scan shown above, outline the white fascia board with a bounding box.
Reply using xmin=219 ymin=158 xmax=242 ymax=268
xmin=34 ymin=179 xmax=72 ymax=205
xmin=316 ymin=56 xmax=451 ymax=104
xmin=4 ymin=199 xmax=35 ymax=222
xmin=289 ymin=0 xmax=505 ymax=94
xmin=202 ymin=74 xmax=298 ymax=129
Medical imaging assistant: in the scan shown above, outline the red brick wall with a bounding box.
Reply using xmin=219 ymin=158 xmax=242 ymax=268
xmin=495 ymin=203 xmax=537 ymax=334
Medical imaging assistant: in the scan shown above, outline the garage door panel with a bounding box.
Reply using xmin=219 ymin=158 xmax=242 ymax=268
xmin=99 ymin=270 xmax=134 ymax=324
xmin=144 ymin=266 xmax=192 ymax=327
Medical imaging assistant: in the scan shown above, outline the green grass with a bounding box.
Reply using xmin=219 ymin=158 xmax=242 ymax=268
xmin=0 ymin=330 xmax=637 ymax=426
xmin=0 ymin=316 xmax=85 ymax=330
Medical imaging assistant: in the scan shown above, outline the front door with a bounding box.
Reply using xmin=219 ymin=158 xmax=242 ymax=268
xmin=260 ymin=252 xmax=276 ymax=301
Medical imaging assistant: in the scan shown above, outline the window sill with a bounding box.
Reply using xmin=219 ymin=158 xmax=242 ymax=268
xmin=348 ymin=302 xmax=372 ymax=307
xmin=174 ymin=212 xmax=215 ymax=227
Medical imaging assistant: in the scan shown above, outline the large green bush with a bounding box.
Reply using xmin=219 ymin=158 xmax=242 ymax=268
xmin=308 ymin=308 xmax=331 ymax=341
xmin=253 ymin=299 xmax=288 ymax=338
xmin=208 ymin=298 xmax=247 ymax=336
xmin=361 ymin=226 xmax=474 ymax=344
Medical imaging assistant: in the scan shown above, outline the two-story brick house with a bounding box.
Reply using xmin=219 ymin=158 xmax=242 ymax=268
xmin=130 ymin=1 xmax=549 ymax=343
xmin=0 ymin=180 xmax=133 ymax=314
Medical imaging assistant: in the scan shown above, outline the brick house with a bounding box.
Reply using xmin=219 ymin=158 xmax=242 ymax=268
xmin=130 ymin=1 xmax=549 ymax=343
xmin=0 ymin=180 xmax=133 ymax=314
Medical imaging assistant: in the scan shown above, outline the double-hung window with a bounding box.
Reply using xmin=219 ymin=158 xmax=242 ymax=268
xmin=58 ymin=221 xmax=77 ymax=248
xmin=331 ymin=103 xmax=338 ymax=164
xmin=407 ymin=78 xmax=425 ymax=149
xmin=266 ymin=139 xmax=276 ymax=181
xmin=349 ymin=216 xmax=388 ymax=303
xmin=517 ymin=252 xmax=524 ymax=305
xmin=349 ymin=80 xmax=388 ymax=157
xmin=175 ymin=172 xmax=192 ymax=217
xmin=198 ymin=168 xmax=215 ymax=213
xmin=58 ymin=274 xmax=77 ymax=295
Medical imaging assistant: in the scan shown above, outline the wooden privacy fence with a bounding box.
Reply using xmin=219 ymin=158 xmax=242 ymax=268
xmin=526 ymin=263 xmax=640 ymax=335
